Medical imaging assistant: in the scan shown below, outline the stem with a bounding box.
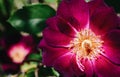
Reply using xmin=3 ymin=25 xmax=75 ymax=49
xmin=35 ymin=68 xmax=39 ymax=77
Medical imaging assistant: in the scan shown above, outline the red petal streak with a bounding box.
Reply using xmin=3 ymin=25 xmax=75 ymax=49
xmin=57 ymin=16 xmax=77 ymax=37
xmin=93 ymin=55 xmax=120 ymax=77
xmin=39 ymin=39 xmax=69 ymax=66
xmin=46 ymin=16 xmax=77 ymax=37
xmin=43 ymin=28 xmax=73 ymax=47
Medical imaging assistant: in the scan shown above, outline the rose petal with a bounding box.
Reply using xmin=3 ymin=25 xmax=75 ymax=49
xmin=57 ymin=0 xmax=89 ymax=31
xmin=89 ymin=0 xmax=107 ymax=15
xmin=46 ymin=17 xmax=59 ymax=31
xmin=71 ymin=55 xmax=86 ymax=77
xmin=53 ymin=52 xmax=85 ymax=77
xmin=53 ymin=53 xmax=73 ymax=77
xmin=89 ymin=0 xmax=119 ymax=35
xmin=80 ymin=59 xmax=94 ymax=77
xmin=102 ymin=29 xmax=120 ymax=64
xmin=46 ymin=16 xmax=77 ymax=37
xmin=43 ymin=28 xmax=73 ymax=47
xmin=39 ymin=39 xmax=70 ymax=66
xmin=93 ymin=55 xmax=120 ymax=77
xmin=57 ymin=16 xmax=77 ymax=37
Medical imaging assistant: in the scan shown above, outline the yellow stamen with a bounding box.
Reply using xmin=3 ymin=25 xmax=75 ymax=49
xmin=70 ymin=29 xmax=104 ymax=60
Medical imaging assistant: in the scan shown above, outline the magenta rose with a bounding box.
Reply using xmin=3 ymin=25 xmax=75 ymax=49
xmin=39 ymin=0 xmax=120 ymax=77
xmin=0 ymin=35 xmax=34 ymax=74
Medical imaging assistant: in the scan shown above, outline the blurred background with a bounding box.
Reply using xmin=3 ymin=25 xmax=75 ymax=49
xmin=0 ymin=0 xmax=120 ymax=77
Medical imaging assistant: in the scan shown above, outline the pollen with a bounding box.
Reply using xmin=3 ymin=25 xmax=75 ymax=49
xmin=70 ymin=29 xmax=104 ymax=60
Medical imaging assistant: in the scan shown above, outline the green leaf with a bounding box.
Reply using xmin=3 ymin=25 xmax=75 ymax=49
xmin=51 ymin=68 xmax=60 ymax=77
xmin=57 ymin=0 xmax=62 ymax=4
xmin=44 ymin=0 xmax=61 ymax=4
xmin=8 ymin=4 xmax=56 ymax=35
xmin=25 ymin=68 xmax=35 ymax=77
xmin=0 ymin=0 xmax=14 ymax=21
xmin=44 ymin=0 xmax=59 ymax=10
xmin=27 ymin=51 xmax=42 ymax=61
xmin=21 ymin=62 xmax=37 ymax=73
xmin=38 ymin=66 xmax=59 ymax=77
xmin=44 ymin=0 xmax=58 ymax=3
xmin=0 ymin=46 xmax=3 ymax=51
xmin=0 ymin=65 xmax=4 ymax=76
xmin=0 ymin=0 xmax=7 ymax=16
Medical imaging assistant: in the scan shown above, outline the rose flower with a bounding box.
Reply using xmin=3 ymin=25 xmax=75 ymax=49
xmin=39 ymin=0 xmax=120 ymax=77
xmin=0 ymin=35 xmax=34 ymax=74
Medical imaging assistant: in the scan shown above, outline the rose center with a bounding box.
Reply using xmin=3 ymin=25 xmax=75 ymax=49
xmin=70 ymin=29 xmax=103 ymax=60
xmin=82 ymin=40 xmax=92 ymax=56
xmin=9 ymin=44 xmax=29 ymax=64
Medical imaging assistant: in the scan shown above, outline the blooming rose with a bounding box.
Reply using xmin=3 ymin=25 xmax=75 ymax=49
xmin=39 ymin=0 xmax=120 ymax=77
xmin=0 ymin=35 xmax=34 ymax=74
